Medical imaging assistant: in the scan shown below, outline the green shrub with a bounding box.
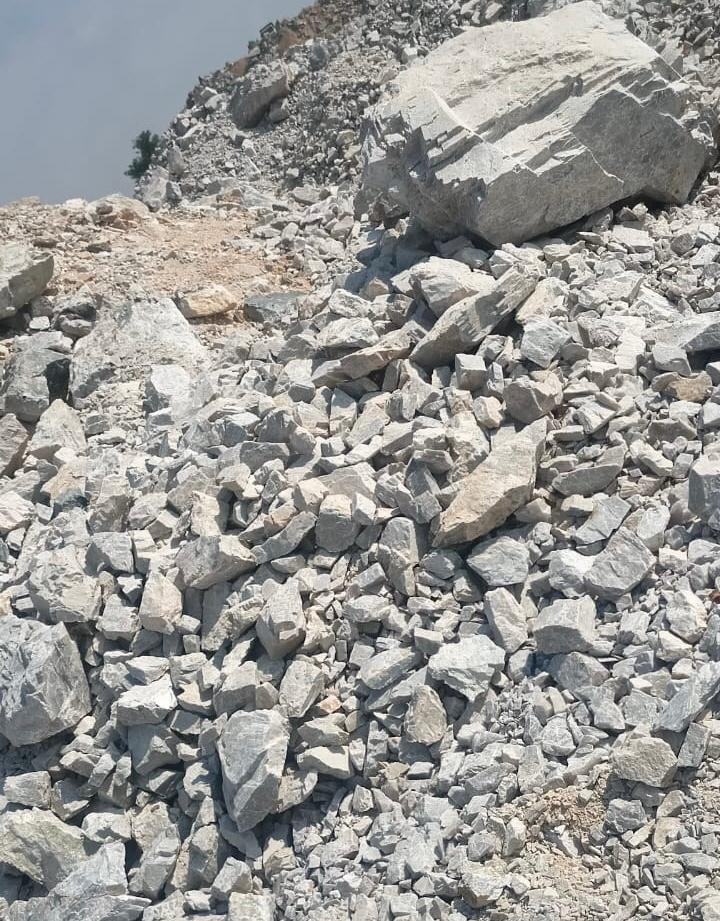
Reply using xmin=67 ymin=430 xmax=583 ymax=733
xmin=125 ymin=130 xmax=161 ymax=180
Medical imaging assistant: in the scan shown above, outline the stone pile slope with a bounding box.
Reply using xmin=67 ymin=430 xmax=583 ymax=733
xmin=141 ymin=0 xmax=720 ymax=209
xmin=4 ymin=4 xmax=720 ymax=921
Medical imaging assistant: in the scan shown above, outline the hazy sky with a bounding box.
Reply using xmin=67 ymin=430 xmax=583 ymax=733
xmin=0 ymin=0 xmax=304 ymax=205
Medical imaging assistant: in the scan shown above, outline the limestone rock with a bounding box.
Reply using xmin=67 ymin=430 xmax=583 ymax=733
xmin=0 ymin=243 xmax=54 ymax=319
xmin=361 ymin=2 xmax=715 ymax=244
xmin=218 ymin=710 xmax=289 ymax=832
xmin=435 ymin=420 xmax=546 ymax=546
xmin=0 ymin=615 xmax=91 ymax=746
xmin=230 ymin=61 xmax=294 ymax=129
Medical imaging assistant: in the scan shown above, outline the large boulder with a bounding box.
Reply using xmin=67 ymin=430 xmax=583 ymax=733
xmin=0 ymin=615 xmax=91 ymax=746
xmin=360 ymin=1 xmax=716 ymax=245
xmin=230 ymin=61 xmax=294 ymax=129
xmin=0 ymin=243 xmax=54 ymax=320
xmin=70 ymin=297 xmax=207 ymax=402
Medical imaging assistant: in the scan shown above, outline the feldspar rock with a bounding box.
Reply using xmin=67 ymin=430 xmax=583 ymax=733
xmin=177 ymin=283 xmax=238 ymax=318
xmin=689 ymin=456 xmax=720 ymax=529
xmin=176 ymin=535 xmax=256 ymax=589
xmin=361 ymin=2 xmax=715 ymax=244
xmin=0 ymin=413 xmax=29 ymax=475
xmin=218 ymin=710 xmax=289 ymax=832
xmin=0 ymin=808 xmax=90 ymax=888
xmin=256 ymin=579 xmax=306 ymax=658
xmin=411 ymin=266 xmax=535 ymax=369
xmin=435 ymin=420 xmax=546 ymax=546
xmin=116 ymin=675 xmax=177 ymax=725
xmin=0 ymin=243 xmax=54 ymax=319
xmin=612 ymin=733 xmax=678 ymax=787
xmin=468 ymin=535 xmax=530 ymax=586
xmin=230 ymin=61 xmax=294 ymax=129
xmin=534 ymin=597 xmax=597 ymax=654
xmin=404 ymin=685 xmax=447 ymax=745
xmin=654 ymin=662 xmax=720 ymax=733
xmin=584 ymin=528 xmax=655 ymax=600
xmin=484 ymin=588 xmax=528 ymax=653
xmin=70 ymin=298 xmax=207 ymax=401
xmin=428 ymin=634 xmax=505 ymax=699
xmin=7 ymin=842 xmax=147 ymax=921
xmin=0 ymin=615 xmax=91 ymax=745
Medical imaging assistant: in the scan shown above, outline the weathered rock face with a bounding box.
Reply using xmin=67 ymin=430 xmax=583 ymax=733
xmin=0 ymin=243 xmax=54 ymax=320
xmin=218 ymin=710 xmax=289 ymax=832
xmin=360 ymin=1 xmax=716 ymax=244
xmin=0 ymin=615 xmax=91 ymax=746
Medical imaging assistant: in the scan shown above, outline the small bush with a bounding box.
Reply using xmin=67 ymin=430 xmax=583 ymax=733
xmin=125 ymin=130 xmax=160 ymax=180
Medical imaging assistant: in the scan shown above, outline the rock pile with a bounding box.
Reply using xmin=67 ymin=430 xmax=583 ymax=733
xmin=4 ymin=3 xmax=720 ymax=921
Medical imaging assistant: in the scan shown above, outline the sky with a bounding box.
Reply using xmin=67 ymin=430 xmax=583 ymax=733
xmin=0 ymin=0 xmax=304 ymax=205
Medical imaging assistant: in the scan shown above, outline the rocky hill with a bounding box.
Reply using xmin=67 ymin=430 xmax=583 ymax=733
xmin=3 ymin=1 xmax=720 ymax=920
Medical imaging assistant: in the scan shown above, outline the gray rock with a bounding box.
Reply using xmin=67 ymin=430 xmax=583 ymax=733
xmin=230 ymin=61 xmax=293 ymax=129
xmin=534 ymin=597 xmax=597 ymax=654
xmin=654 ymin=662 xmax=720 ymax=733
xmin=279 ymin=659 xmax=324 ymax=718
xmin=435 ymin=420 xmax=546 ymax=546
xmin=315 ymin=495 xmax=358 ymax=552
xmin=218 ymin=710 xmax=289 ymax=832
xmin=605 ymin=799 xmax=646 ymax=834
xmin=0 ymin=808 xmax=90 ymax=888
xmin=689 ymin=456 xmax=720 ymax=529
xmin=584 ymin=528 xmax=655 ymax=600
xmin=138 ymin=571 xmax=183 ymax=635
xmin=404 ymin=685 xmax=447 ymax=745
xmin=468 ymin=535 xmax=530 ymax=586
xmin=176 ymin=535 xmax=256 ymax=589
xmin=228 ymin=892 xmax=275 ymax=921
xmin=256 ymin=579 xmax=306 ymax=658
xmin=0 ymin=615 xmax=91 ymax=746
xmin=116 ymin=675 xmax=177 ymax=726
xmin=360 ymin=2 xmax=714 ymax=244
xmin=28 ymin=546 xmax=101 ymax=625
xmin=612 ymin=732 xmax=678 ymax=787
xmin=484 ymin=588 xmax=528 ymax=653
xmin=0 ymin=413 xmax=29 ymax=476
xmin=428 ymin=634 xmax=505 ymax=699
xmin=0 ymin=243 xmax=54 ymax=319
xmin=1 ymin=341 xmax=70 ymax=423
xmin=411 ymin=267 xmax=534 ymax=369
xmin=70 ymin=298 xmax=207 ymax=403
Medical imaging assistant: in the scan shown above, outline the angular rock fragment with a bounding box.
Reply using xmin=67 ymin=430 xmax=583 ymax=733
xmin=176 ymin=535 xmax=256 ymax=589
xmin=534 ymin=597 xmax=597 ymax=654
xmin=428 ymin=635 xmax=504 ymax=699
xmin=654 ymin=662 xmax=720 ymax=733
xmin=218 ymin=710 xmax=289 ymax=832
xmin=256 ymin=579 xmax=306 ymax=658
xmin=230 ymin=61 xmax=293 ymax=128
xmin=0 ymin=615 xmax=91 ymax=745
xmin=612 ymin=732 xmax=678 ymax=787
xmin=435 ymin=420 xmax=546 ymax=546
xmin=0 ymin=243 xmax=54 ymax=319
xmin=584 ymin=528 xmax=655 ymax=600
xmin=361 ymin=2 xmax=715 ymax=243
xmin=70 ymin=298 xmax=207 ymax=402
xmin=0 ymin=808 xmax=90 ymax=888
xmin=484 ymin=588 xmax=528 ymax=653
